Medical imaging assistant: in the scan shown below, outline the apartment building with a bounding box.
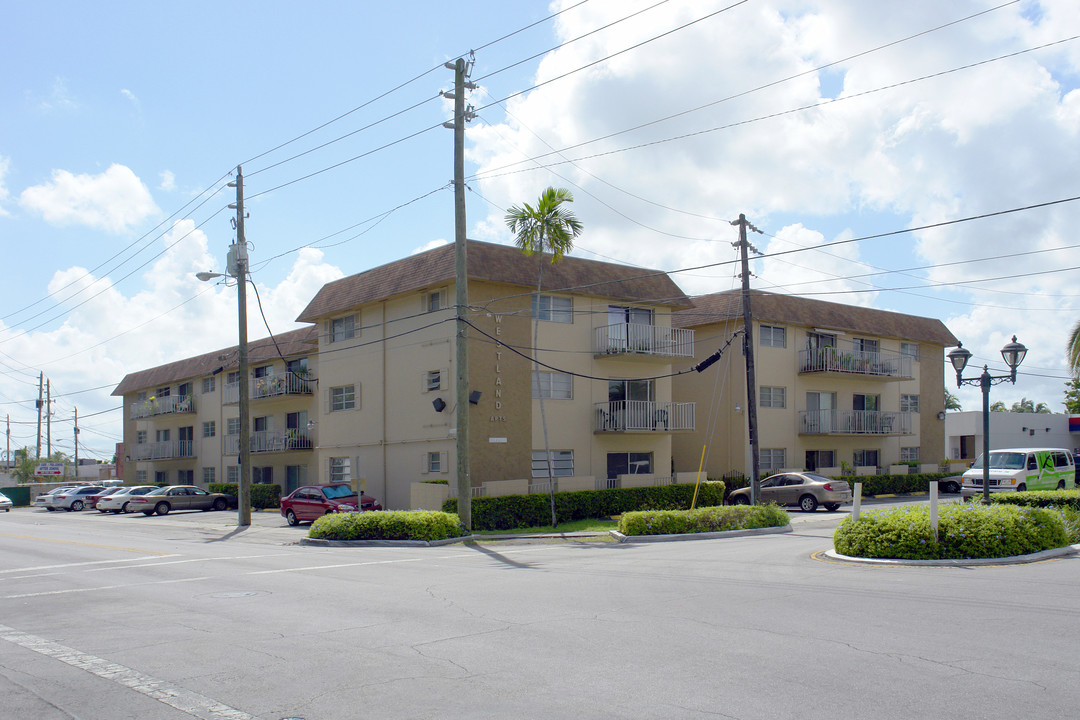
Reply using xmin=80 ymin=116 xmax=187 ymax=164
xmin=671 ymin=290 xmax=958 ymax=479
xmin=113 ymin=240 xmax=695 ymax=509
xmin=112 ymin=327 xmax=318 ymax=490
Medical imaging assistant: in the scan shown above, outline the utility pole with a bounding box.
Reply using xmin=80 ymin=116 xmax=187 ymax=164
xmin=36 ymin=372 xmax=43 ymax=460
xmin=74 ymin=407 xmax=79 ymax=479
xmin=5 ymin=414 xmax=10 ymax=472
xmin=732 ymin=213 xmax=763 ymax=504
xmin=229 ymin=166 xmax=252 ymax=527
xmin=444 ymin=54 xmax=477 ymax=530
xmin=46 ymin=379 xmax=52 ymax=457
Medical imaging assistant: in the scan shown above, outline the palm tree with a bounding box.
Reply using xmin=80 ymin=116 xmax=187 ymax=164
xmin=944 ymin=388 xmax=962 ymax=411
xmin=505 ymin=187 xmax=584 ymax=529
xmin=1068 ymin=320 xmax=1080 ymax=374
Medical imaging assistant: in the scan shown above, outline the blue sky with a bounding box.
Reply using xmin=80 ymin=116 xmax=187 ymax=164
xmin=2 ymin=0 xmax=1079 ymax=460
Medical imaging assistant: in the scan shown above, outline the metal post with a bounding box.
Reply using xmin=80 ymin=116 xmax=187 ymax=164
xmin=981 ymin=367 xmax=991 ymax=504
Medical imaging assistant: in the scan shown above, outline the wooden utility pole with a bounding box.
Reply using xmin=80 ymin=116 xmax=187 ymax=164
xmin=733 ymin=214 xmax=763 ymax=504
xmin=74 ymin=407 xmax=79 ymax=478
xmin=46 ymin=379 xmax=51 ymax=457
xmin=230 ymin=166 xmax=252 ymax=527
xmin=36 ymin=372 xmax=43 ymax=460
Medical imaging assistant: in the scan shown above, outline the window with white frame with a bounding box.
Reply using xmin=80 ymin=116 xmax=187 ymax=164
xmin=760 ymin=386 xmax=786 ymax=408
xmin=900 ymin=447 xmax=920 ymax=462
xmin=202 ymin=421 xmax=216 ymax=438
xmin=900 ymin=342 xmax=919 ymax=360
xmin=136 ymin=391 xmax=147 ymax=402
xmin=155 ymin=428 xmax=170 ymax=443
xmin=428 ymin=451 xmax=443 ymax=473
xmin=154 ymin=471 xmax=169 ymax=484
xmin=227 ymin=465 xmax=239 ymax=483
xmin=531 ymin=450 xmax=574 ymax=478
xmin=760 ymin=325 xmax=786 ymax=348
xmin=330 ymin=385 xmax=356 ymax=411
xmin=136 ymin=430 xmax=147 ymax=445
xmin=253 ymin=364 xmax=272 ymax=379
xmin=853 ymin=449 xmax=879 ymax=468
xmin=135 ymin=470 xmax=147 ymax=483
xmin=421 ymin=451 xmax=448 ymax=474
xmin=853 ymin=338 xmax=879 ymax=354
xmin=226 ymin=417 xmax=240 ymax=436
xmin=532 ymin=371 xmax=572 ymax=399
xmin=532 ymin=294 xmax=572 ymax=323
xmin=425 ymin=370 xmax=442 ymax=392
xmin=329 ymin=457 xmax=351 ymax=483
xmin=227 ymin=370 xmax=240 ymax=384
xmin=202 ymin=376 xmax=215 ymax=393
xmin=202 ymin=467 xmax=216 ymax=484
xmin=901 ymin=394 xmax=920 ymax=413
xmin=426 ymin=290 xmax=446 ymax=313
xmin=760 ymin=448 xmax=786 ymax=473
xmin=330 ymin=314 xmax=356 ymax=343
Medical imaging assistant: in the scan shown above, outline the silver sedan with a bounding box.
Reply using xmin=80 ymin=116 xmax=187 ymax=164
xmin=96 ymin=485 xmax=161 ymax=513
xmin=128 ymin=485 xmax=230 ymax=516
xmin=729 ymin=472 xmax=852 ymax=512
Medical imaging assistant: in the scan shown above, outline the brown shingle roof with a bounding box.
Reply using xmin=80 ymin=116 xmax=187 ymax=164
xmin=111 ymin=326 xmax=317 ymax=396
xmin=296 ymin=239 xmax=691 ymax=322
xmin=674 ymin=290 xmax=958 ymax=346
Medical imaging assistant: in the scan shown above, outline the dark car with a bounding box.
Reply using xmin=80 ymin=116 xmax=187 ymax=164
xmin=729 ymin=472 xmax=852 ymax=512
xmin=280 ymin=484 xmax=382 ymax=526
xmin=129 ymin=485 xmax=230 ymax=516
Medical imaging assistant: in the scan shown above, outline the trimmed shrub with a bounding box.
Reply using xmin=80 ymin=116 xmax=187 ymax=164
xmin=619 ymin=503 xmax=789 ymax=536
xmin=309 ymin=510 xmax=466 ymax=542
xmin=442 ymin=482 xmax=725 ymax=531
xmin=833 ymin=503 xmax=1069 ymax=560
xmin=850 ymin=472 xmax=954 ymax=496
xmin=987 ymin=489 xmax=1080 ymax=511
xmin=209 ymin=482 xmax=281 ymax=510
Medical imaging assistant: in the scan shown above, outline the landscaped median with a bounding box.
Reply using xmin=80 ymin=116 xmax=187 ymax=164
xmin=832 ymin=490 xmax=1080 ymax=562
xmin=616 ymin=503 xmax=789 ymax=539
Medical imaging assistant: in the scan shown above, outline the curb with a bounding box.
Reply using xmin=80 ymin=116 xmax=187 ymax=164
xmin=823 ymin=542 xmax=1080 ymax=567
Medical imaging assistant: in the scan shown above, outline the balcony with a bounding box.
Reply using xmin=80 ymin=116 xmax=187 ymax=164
xmin=224 ymin=374 xmax=314 ymax=405
xmin=129 ymin=394 xmax=194 ymax=419
xmin=132 ymin=440 xmax=194 ymax=461
xmin=594 ymin=323 xmax=694 ymax=359
xmin=594 ymin=400 xmax=695 ymax=433
xmin=798 ymin=347 xmax=913 ymax=380
xmin=798 ymin=410 xmax=912 ymax=436
xmin=224 ymin=430 xmax=314 ymax=454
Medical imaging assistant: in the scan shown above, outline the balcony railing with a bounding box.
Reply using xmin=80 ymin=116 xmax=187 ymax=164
xmin=129 ymin=394 xmax=195 ymax=419
xmin=224 ymin=429 xmax=314 ymax=454
xmin=798 ymin=347 xmax=913 ymax=379
xmin=132 ymin=440 xmax=194 ymax=461
xmin=798 ymin=410 xmax=912 ymax=436
xmin=594 ymin=400 xmax=695 ymax=432
xmin=224 ymin=375 xmax=314 ymax=404
xmin=593 ymin=323 xmax=694 ymax=358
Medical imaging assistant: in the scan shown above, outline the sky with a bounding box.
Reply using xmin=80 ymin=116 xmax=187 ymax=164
xmin=2 ymin=0 xmax=1079 ymax=462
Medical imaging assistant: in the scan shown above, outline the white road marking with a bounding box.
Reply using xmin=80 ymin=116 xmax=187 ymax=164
xmin=1 ymin=576 xmax=211 ymax=600
xmin=0 ymin=555 xmax=183 ymax=574
xmin=0 ymin=622 xmax=258 ymax=720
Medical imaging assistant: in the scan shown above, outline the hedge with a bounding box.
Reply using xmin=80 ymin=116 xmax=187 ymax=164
xmin=209 ymin=483 xmax=281 ymax=510
xmin=442 ymin=482 xmax=726 ymax=531
xmin=619 ymin=503 xmax=788 ymax=536
xmin=987 ymin=489 xmax=1080 ymax=511
xmin=833 ymin=503 xmax=1069 ymax=560
xmin=309 ymin=510 xmax=466 ymax=542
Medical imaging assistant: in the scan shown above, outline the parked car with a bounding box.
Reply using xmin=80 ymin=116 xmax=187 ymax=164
xmin=280 ymin=483 xmax=382 ymax=526
xmin=0 ymin=491 xmax=12 ymax=512
xmin=47 ymin=486 xmax=106 ymax=512
xmin=937 ymin=476 xmax=962 ymax=494
xmin=32 ymin=486 xmax=78 ymax=510
xmin=728 ymin=472 xmax=852 ymax=512
xmin=96 ymin=485 xmax=161 ymax=514
xmin=129 ymin=485 xmax=230 ymax=515
xmin=87 ymin=487 xmax=125 ymax=509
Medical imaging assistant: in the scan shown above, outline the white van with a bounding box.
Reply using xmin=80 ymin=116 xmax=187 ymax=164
xmin=960 ymin=447 xmax=1075 ymax=497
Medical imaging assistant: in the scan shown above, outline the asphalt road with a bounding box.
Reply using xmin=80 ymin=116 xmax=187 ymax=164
xmin=1 ymin=500 xmax=1077 ymax=720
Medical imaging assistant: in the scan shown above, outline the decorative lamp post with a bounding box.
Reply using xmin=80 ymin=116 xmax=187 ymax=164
xmin=947 ymin=336 xmax=1028 ymax=503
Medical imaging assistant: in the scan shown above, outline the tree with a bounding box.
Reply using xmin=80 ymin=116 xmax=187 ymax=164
xmin=944 ymin=388 xmax=962 ymax=411
xmin=1009 ymin=397 xmax=1051 ymax=413
xmin=1068 ymin=321 xmax=1080 ymax=375
xmin=506 ymin=187 xmax=584 ymax=529
xmin=1065 ymin=377 xmax=1080 ymax=414
xmin=990 ymin=401 xmax=1007 ymax=412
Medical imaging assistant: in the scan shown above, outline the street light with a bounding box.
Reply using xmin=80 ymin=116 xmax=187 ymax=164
xmin=947 ymin=336 xmax=1028 ymax=503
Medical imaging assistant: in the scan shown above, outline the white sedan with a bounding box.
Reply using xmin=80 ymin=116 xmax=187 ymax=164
xmin=96 ymin=485 xmax=160 ymax=514
xmin=0 ymin=491 xmax=12 ymax=512
xmin=46 ymin=486 xmax=105 ymax=512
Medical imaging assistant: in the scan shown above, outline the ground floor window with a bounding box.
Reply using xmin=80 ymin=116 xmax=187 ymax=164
xmin=252 ymin=466 xmax=273 ymax=484
xmin=805 ymin=450 xmax=835 ymax=472
xmin=154 ymin=470 xmax=169 ymax=484
xmin=531 ymin=450 xmax=574 ymax=478
xmin=227 ymin=465 xmax=239 ymax=483
xmin=900 ymin=447 xmax=920 ymax=462
xmin=760 ymin=448 xmax=786 ymax=473
xmin=330 ymin=457 xmax=350 ymax=483
xmin=202 ymin=467 xmax=216 ymax=484
xmin=286 ymin=465 xmax=308 ymax=493
xmin=136 ymin=470 xmax=147 ymax=483
xmin=853 ymin=449 xmax=879 ymax=468
xmin=177 ymin=469 xmax=194 ymax=485
xmin=607 ymin=452 xmax=652 ymax=479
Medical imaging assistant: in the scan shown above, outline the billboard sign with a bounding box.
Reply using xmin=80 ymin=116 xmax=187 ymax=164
xmin=34 ymin=462 xmax=64 ymax=477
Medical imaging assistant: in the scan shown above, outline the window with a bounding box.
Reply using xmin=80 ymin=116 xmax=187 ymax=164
xmin=532 ymin=450 xmax=574 ymax=479
xmin=202 ymin=467 xmax=216 ymax=484
xmin=606 ymin=452 xmax=652 ymax=479
xmin=156 ymin=386 xmax=171 ymax=398
xmin=805 ymin=450 xmax=835 ymax=471
xmin=853 ymin=394 xmax=880 ymax=412
xmin=202 ymin=421 xmax=216 ymax=438
xmin=154 ymin=471 xmax=169 ymax=484
xmin=853 ymin=449 xmax=879 ymax=468
xmin=425 ymin=370 xmax=442 ymax=392
xmin=532 ymin=294 xmax=572 ymax=323
xmin=900 ymin=342 xmax=919 ymax=360
xmin=136 ymin=470 xmax=147 ymax=483
xmin=155 ymin=428 xmax=170 ymax=443
xmin=202 ymin=376 xmax=215 ymax=393
xmin=760 ymin=386 xmax=786 ymax=409
xmin=136 ymin=430 xmax=147 ymax=445
xmin=532 ymin=371 xmax=572 ymax=399
xmin=426 ymin=290 xmax=446 ymax=313
xmin=227 ymin=465 xmax=239 ymax=483
xmin=330 ymin=385 xmax=356 ymax=411
xmin=330 ymin=457 xmax=351 ymax=483
xmin=226 ymin=418 xmax=240 ymax=436
xmin=287 ymin=357 xmax=308 ymax=376
xmin=807 ymin=332 xmax=836 ymax=350
xmin=760 ymin=325 xmax=786 ymax=348
xmin=136 ymin=391 xmax=147 ymax=402
xmin=253 ymin=416 xmax=269 ymax=433
xmin=286 ymin=465 xmax=308 ymax=493
xmin=330 ymin=314 xmax=356 ymax=343
xmin=252 ymin=467 xmax=272 ymax=484
xmin=760 ymin=449 xmax=786 ymax=473
xmin=253 ymin=365 xmax=272 ymax=379
xmin=900 ymin=447 xmax=920 ymax=462
xmin=853 ymin=338 xmax=879 ymax=354
xmin=178 ymin=469 xmax=194 ymax=485
xmin=227 ymin=370 xmax=240 ymax=384
xmin=427 ymin=451 xmax=445 ymax=474
xmin=901 ymin=394 xmax=920 ymax=413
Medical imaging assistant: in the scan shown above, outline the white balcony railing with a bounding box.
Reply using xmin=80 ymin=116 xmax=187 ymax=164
xmin=594 ymin=323 xmax=694 ymax=358
xmin=798 ymin=347 xmax=913 ymax=379
xmin=224 ymin=374 xmax=314 ymax=404
xmin=132 ymin=439 xmax=194 ymax=461
xmin=224 ymin=429 xmax=314 ymax=454
xmin=129 ymin=394 xmax=195 ymax=419
xmin=594 ymin=400 xmax=695 ymax=432
xmin=798 ymin=410 xmax=912 ymax=436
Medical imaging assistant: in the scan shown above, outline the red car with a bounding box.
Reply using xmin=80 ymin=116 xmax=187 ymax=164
xmin=88 ymin=487 xmax=124 ymax=510
xmin=280 ymin=484 xmax=382 ymax=526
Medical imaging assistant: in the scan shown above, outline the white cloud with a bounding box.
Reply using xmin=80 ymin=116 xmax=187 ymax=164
xmin=159 ymin=170 xmax=176 ymax=192
xmin=19 ymin=164 xmax=160 ymax=233
xmin=412 ymin=238 xmax=449 ymax=254
xmin=120 ymin=88 xmax=139 ymax=107
xmin=39 ymin=77 xmax=78 ymax=112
